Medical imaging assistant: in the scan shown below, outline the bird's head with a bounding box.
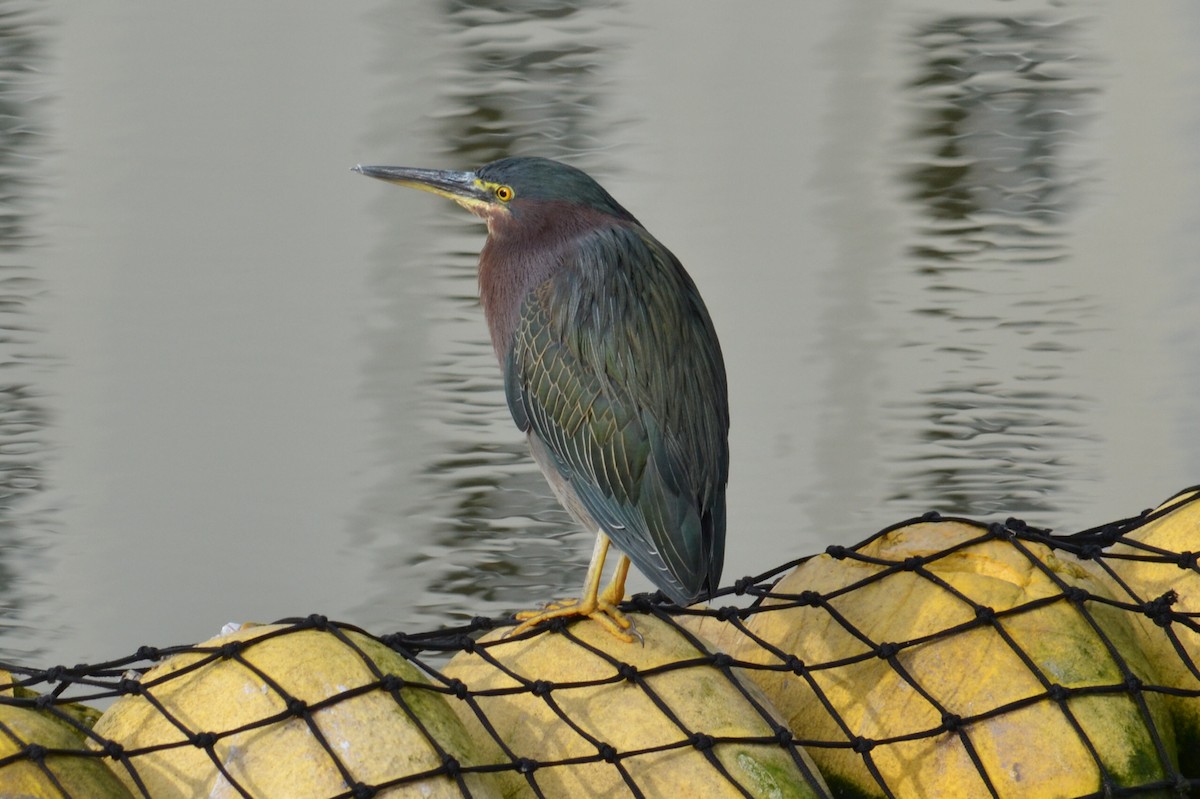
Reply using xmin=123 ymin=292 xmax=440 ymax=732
xmin=352 ymin=156 xmax=637 ymax=236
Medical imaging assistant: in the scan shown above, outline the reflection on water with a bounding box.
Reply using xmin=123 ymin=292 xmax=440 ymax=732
xmin=358 ymin=0 xmax=629 ymax=627
xmin=887 ymin=14 xmax=1099 ymax=522
xmin=906 ymin=17 xmax=1091 ymax=259
xmin=0 ymin=3 xmax=57 ymax=660
xmin=435 ymin=0 xmax=626 ymax=166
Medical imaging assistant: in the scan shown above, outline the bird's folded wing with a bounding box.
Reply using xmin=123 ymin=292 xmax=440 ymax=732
xmin=503 ymin=226 xmax=727 ymax=603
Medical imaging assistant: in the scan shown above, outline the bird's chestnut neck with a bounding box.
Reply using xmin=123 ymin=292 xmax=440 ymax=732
xmin=477 ymin=201 xmax=634 ymax=358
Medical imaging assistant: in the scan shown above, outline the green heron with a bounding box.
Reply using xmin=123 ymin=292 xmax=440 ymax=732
xmin=353 ymin=157 xmax=729 ymax=640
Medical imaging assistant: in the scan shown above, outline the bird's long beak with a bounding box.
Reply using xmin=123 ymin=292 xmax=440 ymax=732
xmin=352 ymin=164 xmax=492 ymax=214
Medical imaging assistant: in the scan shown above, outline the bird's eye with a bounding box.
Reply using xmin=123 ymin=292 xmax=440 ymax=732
xmin=495 ymin=185 xmax=515 ymax=202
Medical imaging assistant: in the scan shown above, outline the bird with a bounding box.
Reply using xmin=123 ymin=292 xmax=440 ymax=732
xmin=353 ymin=156 xmax=729 ymax=640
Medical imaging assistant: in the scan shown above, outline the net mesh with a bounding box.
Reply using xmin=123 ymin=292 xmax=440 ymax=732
xmin=3 ymin=487 xmax=1200 ymax=798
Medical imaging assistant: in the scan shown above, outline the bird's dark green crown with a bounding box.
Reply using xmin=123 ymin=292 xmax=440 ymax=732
xmin=478 ymin=157 xmax=637 ymax=222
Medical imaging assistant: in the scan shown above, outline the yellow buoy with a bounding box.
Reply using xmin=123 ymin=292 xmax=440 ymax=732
xmin=735 ymin=520 xmax=1176 ymax=799
xmin=0 ymin=670 xmax=132 ymax=798
xmin=91 ymin=622 xmax=500 ymax=798
xmin=1106 ymin=488 xmax=1200 ymax=776
xmin=443 ymin=613 xmax=831 ymax=798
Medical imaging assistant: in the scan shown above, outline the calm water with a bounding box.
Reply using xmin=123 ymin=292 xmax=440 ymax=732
xmin=1 ymin=1 xmax=1198 ymax=666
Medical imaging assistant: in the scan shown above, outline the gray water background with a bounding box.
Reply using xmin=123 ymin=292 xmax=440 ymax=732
xmin=1 ymin=1 xmax=1198 ymax=666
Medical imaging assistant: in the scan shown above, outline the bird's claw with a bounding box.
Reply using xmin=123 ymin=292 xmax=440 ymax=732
xmin=509 ymin=597 xmax=636 ymax=642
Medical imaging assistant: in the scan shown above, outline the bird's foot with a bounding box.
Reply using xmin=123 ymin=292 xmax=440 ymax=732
xmin=510 ymin=596 xmax=636 ymax=642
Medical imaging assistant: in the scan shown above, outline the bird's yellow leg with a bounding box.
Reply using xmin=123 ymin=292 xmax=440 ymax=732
xmin=511 ymin=533 xmax=634 ymax=641
xmin=598 ymin=553 xmax=630 ymax=610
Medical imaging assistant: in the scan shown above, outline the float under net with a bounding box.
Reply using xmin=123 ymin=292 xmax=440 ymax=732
xmin=4 ymin=487 xmax=1200 ymax=798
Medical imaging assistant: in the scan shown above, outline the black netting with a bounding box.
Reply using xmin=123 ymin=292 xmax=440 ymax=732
xmin=4 ymin=487 xmax=1200 ymax=798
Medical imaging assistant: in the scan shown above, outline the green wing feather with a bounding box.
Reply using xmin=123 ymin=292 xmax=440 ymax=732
xmin=505 ymin=224 xmax=728 ymax=604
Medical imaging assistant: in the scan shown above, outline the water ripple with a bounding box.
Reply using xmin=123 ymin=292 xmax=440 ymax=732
xmin=885 ymin=13 xmax=1102 ymax=522
xmin=0 ymin=2 xmax=59 ymax=661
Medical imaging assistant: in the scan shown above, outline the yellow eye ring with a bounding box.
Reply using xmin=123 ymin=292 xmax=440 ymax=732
xmin=495 ymin=185 xmax=514 ymax=202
